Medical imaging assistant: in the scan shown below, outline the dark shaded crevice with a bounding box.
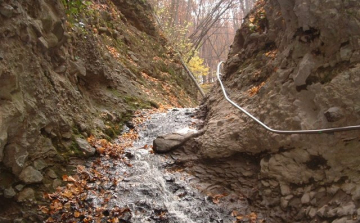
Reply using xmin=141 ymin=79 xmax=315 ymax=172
xmin=293 ymin=27 xmax=320 ymax=43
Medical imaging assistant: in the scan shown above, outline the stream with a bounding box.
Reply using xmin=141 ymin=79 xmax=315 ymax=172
xmin=110 ymin=108 xmax=235 ymax=222
xmin=89 ymin=108 xmax=236 ymax=222
xmin=46 ymin=108 xmax=257 ymax=222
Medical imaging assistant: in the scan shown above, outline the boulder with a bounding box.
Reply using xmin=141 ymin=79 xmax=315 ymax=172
xmin=153 ymin=131 xmax=202 ymax=153
xmin=19 ymin=166 xmax=43 ymax=184
xmin=153 ymin=133 xmax=188 ymax=153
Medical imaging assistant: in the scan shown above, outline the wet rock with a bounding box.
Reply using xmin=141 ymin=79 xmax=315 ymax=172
xmin=16 ymin=188 xmax=35 ymax=202
xmin=324 ymin=107 xmax=344 ymax=122
xmin=75 ymin=137 xmax=95 ymax=157
xmin=119 ymin=210 xmax=132 ymax=222
xmin=19 ymin=166 xmax=43 ymax=184
xmin=4 ymin=187 xmax=16 ymax=198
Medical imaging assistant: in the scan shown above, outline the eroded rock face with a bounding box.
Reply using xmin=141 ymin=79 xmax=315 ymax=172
xmin=197 ymin=0 xmax=360 ymax=222
xmin=0 ymin=0 xmax=197 ymax=218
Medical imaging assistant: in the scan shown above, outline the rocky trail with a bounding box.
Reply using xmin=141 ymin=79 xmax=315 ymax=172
xmin=41 ymin=107 xmax=264 ymax=223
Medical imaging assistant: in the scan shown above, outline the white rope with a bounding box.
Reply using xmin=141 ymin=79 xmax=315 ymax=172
xmin=216 ymin=61 xmax=360 ymax=134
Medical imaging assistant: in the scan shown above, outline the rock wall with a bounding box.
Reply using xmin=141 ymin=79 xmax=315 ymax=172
xmin=0 ymin=0 xmax=197 ymax=218
xmin=197 ymin=0 xmax=360 ymax=222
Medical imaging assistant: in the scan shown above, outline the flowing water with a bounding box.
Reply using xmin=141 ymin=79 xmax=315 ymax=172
xmin=87 ymin=108 xmax=236 ymax=222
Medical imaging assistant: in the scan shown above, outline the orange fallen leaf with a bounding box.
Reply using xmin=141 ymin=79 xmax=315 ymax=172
xmin=96 ymin=147 xmax=106 ymax=154
xmin=74 ymin=211 xmax=81 ymax=218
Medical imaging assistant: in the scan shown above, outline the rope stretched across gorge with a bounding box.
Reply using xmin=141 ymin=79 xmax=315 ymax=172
xmin=216 ymin=61 xmax=360 ymax=134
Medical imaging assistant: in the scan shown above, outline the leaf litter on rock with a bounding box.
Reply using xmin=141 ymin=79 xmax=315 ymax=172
xmin=42 ymin=106 xmax=172 ymax=222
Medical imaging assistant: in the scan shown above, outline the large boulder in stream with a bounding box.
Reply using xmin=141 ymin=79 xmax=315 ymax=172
xmin=196 ymin=0 xmax=360 ymax=222
xmin=153 ymin=131 xmax=203 ymax=153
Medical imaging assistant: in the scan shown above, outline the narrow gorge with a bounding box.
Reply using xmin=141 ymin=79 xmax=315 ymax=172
xmin=1 ymin=0 xmax=360 ymax=223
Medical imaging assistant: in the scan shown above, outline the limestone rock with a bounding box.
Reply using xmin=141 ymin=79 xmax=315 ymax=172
xmin=75 ymin=137 xmax=95 ymax=157
xmin=19 ymin=166 xmax=43 ymax=184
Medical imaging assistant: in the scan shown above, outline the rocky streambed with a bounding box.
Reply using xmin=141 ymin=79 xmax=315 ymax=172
xmin=43 ymin=108 xmax=264 ymax=223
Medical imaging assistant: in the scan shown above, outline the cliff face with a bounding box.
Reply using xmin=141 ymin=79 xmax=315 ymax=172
xmin=0 ymin=0 xmax=196 ymax=214
xmin=198 ymin=0 xmax=360 ymax=221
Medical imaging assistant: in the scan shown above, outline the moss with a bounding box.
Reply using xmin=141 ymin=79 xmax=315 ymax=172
xmin=104 ymin=125 xmax=116 ymax=138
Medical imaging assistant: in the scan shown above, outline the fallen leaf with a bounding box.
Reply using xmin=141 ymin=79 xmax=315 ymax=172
xmin=74 ymin=211 xmax=81 ymax=218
